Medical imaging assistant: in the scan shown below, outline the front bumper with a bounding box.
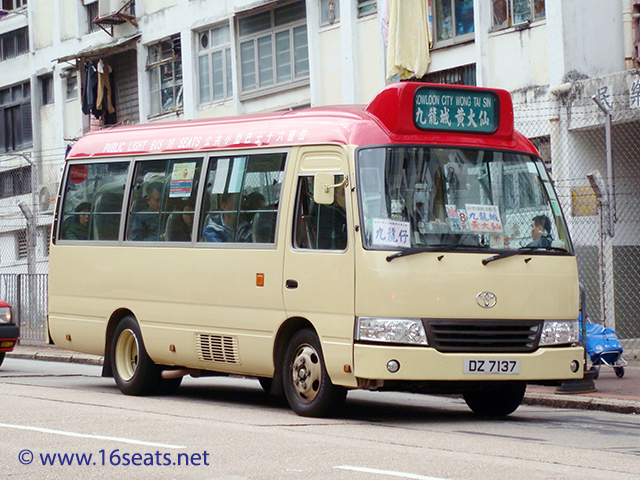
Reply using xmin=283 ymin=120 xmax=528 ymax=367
xmin=354 ymin=343 xmax=584 ymax=382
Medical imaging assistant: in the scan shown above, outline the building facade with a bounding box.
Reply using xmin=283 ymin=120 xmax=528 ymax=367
xmin=1 ymin=0 xmax=639 ymax=345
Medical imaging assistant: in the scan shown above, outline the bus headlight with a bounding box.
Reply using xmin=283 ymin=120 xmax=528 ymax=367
xmin=356 ymin=317 xmax=428 ymax=345
xmin=0 ymin=306 xmax=12 ymax=324
xmin=539 ymin=320 xmax=580 ymax=346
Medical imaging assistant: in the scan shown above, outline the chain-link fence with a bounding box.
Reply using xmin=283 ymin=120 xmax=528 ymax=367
xmin=0 ymin=274 xmax=48 ymax=342
xmin=0 ymin=146 xmax=65 ymax=343
xmin=514 ymin=75 xmax=640 ymax=358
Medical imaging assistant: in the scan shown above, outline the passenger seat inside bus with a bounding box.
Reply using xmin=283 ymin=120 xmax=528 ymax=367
xmin=93 ymin=192 xmax=123 ymax=241
xmin=252 ymin=210 xmax=277 ymax=243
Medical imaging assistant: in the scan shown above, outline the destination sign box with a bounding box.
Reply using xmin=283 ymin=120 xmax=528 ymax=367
xmin=413 ymin=86 xmax=499 ymax=134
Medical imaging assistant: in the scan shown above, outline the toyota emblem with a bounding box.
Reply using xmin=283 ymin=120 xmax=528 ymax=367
xmin=476 ymin=291 xmax=497 ymax=308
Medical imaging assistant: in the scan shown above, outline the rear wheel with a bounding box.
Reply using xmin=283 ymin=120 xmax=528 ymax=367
xmin=463 ymin=382 xmax=526 ymax=417
xmin=111 ymin=316 xmax=161 ymax=396
xmin=283 ymin=329 xmax=346 ymax=417
xmin=614 ymin=366 xmax=625 ymax=378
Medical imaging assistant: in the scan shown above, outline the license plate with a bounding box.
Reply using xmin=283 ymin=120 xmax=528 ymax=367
xmin=463 ymin=359 xmax=520 ymax=374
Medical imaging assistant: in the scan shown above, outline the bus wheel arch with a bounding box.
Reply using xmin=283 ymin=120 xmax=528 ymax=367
xmin=271 ymin=317 xmax=314 ymax=396
xmin=102 ymin=308 xmax=135 ymax=378
xmin=281 ymin=325 xmax=347 ymax=417
xmin=109 ymin=314 xmax=161 ymax=396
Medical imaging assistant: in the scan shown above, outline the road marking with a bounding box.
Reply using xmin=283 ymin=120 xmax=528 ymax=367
xmin=334 ymin=466 xmax=448 ymax=480
xmin=0 ymin=422 xmax=185 ymax=449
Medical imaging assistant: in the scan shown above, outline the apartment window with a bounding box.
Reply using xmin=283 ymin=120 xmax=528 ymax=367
xmin=0 ymin=27 xmax=29 ymax=61
xmin=2 ymin=0 xmax=28 ymax=11
xmin=237 ymin=1 xmax=309 ymax=95
xmin=320 ymin=0 xmax=339 ymax=26
xmin=0 ymin=165 xmax=32 ymax=199
xmin=492 ymin=0 xmax=545 ymax=30
xmin=15 ymin=229 xmax=27 ymax=260
xmin=0 ymin=82 xmax=32 ymax=153
xmin=357 ymin=0 xmax=377 ymax=18
xmin=147 ymin=35 xmax=183 ymax=116
xmin=433 ymin=0 xmax=474 ymax=47
xmin=197 ymin=24 xmax=233 ymax=105
xmin=65 ymin=71 xmax=78 ymax=100
xmin=86 ymin=1 xmax=100 ymax=34
xmin=40 ymin=73 xmax=54 ymax=106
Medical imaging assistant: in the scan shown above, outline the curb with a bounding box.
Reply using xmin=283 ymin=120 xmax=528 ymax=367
xmin=523 ymin=392 xmax=640 ymax=415
xmin=7 ymin=349 xmax=103 ymax=366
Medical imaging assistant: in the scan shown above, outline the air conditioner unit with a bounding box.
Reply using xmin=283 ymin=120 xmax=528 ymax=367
xmin=98 ymin=0 xmax=128 ymax=18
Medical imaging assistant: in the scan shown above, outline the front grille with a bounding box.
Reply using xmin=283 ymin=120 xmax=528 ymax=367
xmin=424 ymin=320 xmax=542 ymax=353
xmin=195 ymin=333 xmax=240 ymax=364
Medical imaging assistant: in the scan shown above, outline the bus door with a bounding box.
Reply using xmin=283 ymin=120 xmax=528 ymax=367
xmin=283 ymin=147 xmax=356 ymax=386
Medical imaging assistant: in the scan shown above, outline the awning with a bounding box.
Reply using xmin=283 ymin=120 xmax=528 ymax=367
xmin=56 ymin=33 xmax=141 ymax=63
xmin=386 ymin=0 xmax=432 ymax=81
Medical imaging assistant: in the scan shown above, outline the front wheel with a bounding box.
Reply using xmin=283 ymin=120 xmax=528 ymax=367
xmin=463 ymin=382 xmax=526 ymax=417
xmin=111 ymin=316 xmax=161 ymax=396
xmin=614 ymin=366 xmax=625 ymax=378
xmin=283 ymin=329 xmax=346 ymax=417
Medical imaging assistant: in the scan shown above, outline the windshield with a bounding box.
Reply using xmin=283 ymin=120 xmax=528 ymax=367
xmin=357 ymin=146 xmax=572 ymax=253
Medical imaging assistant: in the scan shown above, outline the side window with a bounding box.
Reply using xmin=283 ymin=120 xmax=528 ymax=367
xmin=126 ymin=158 xmax=202 ymax=242
xmin=199 ymin=153 xmax=286 ymax=243
xmin=293 ymin=174 xmax=347 ymax=250
xmin=59 ymin=162 xmax=130 ymax=241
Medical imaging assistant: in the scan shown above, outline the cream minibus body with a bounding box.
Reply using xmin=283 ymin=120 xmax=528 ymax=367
xmin=49 ymin=82 xmax=583 ymax=417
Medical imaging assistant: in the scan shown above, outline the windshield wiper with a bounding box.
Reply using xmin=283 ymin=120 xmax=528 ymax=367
xmin=482 ymin=246 xmax=569 ymax=266
xmin=386 ymin=244 xmax=473 ymax=262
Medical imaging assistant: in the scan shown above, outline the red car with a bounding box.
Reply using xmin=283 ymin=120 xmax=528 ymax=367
xmin=0 ymin=300 xmax=18 ymax=367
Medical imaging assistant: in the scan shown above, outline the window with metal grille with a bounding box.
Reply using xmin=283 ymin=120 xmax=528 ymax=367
xmin=320 ymin=0 xmax=339 ymax=26
xmin=422 ymin=64 xmax=476 ymax=86
xmin=1 ymin=0 xmax=28 ymax=12
xmin=432 ymin=0 xmax=474 ymax=48
xmin=492 ymin=0 xmax=545 ymax=30
xmin=40 ymin=73 xmax=54 ymax=106
xmin=0 ymin=165 xmax=32 ymax=199
xmin=236 ymin=1 xmax=309 ymax=97
xmin=86 ymin=1 xmax=100 ymax=34
xmin=16 ymin=229 xmax=27 ymax=260
xmin=0 ymin=81 xmax=32 ymax=153
xmin=147 ymin=35 xmax=183 ymax=117
xmin=197 ymin=23 xmax=233 ymax=105
xmin=357 ymin=0 xmax=377 ymax=18
xmin=0 ymin=27 xmax=29 ymax=61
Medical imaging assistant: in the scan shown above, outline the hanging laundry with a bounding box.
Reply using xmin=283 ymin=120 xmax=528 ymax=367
xmin=96 ymin=59 xmax=116 ymax=115
xmin=81 ymin=61 xmax=98 ymax=116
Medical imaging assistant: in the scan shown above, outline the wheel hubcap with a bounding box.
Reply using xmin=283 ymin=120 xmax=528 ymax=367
xmin=291 ymin=344 xmax=321 ymax=403
xmin=115 ymin=329 xmax=139 ymax=381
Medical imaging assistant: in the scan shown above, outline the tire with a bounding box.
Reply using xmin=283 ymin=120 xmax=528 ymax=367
xmin=111 ymin=316 xmax=161 ymax=396
xmin=463 ymin=382 xmax=526 ymax=417
xmin=614 ymin=367 xmax=625 ymax=378
xmin=0 ymin=351 xmax=5 ymax=368
xmin=589 ymin=365 xmax=599 ymax=380
xmin=283 ymin=329 xmax=346 ymax=417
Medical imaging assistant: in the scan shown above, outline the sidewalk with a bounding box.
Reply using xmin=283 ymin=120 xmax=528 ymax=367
xmin=6 ymin=344 xmax=640 ymax=414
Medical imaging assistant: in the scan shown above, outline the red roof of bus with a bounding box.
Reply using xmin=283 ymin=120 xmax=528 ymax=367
xmin=67 ymin=83 xmax=537 ymax=159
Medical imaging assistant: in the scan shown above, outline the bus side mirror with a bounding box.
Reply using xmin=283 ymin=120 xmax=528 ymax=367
xmin=313 ymin=172 xmax=336 ymax=205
